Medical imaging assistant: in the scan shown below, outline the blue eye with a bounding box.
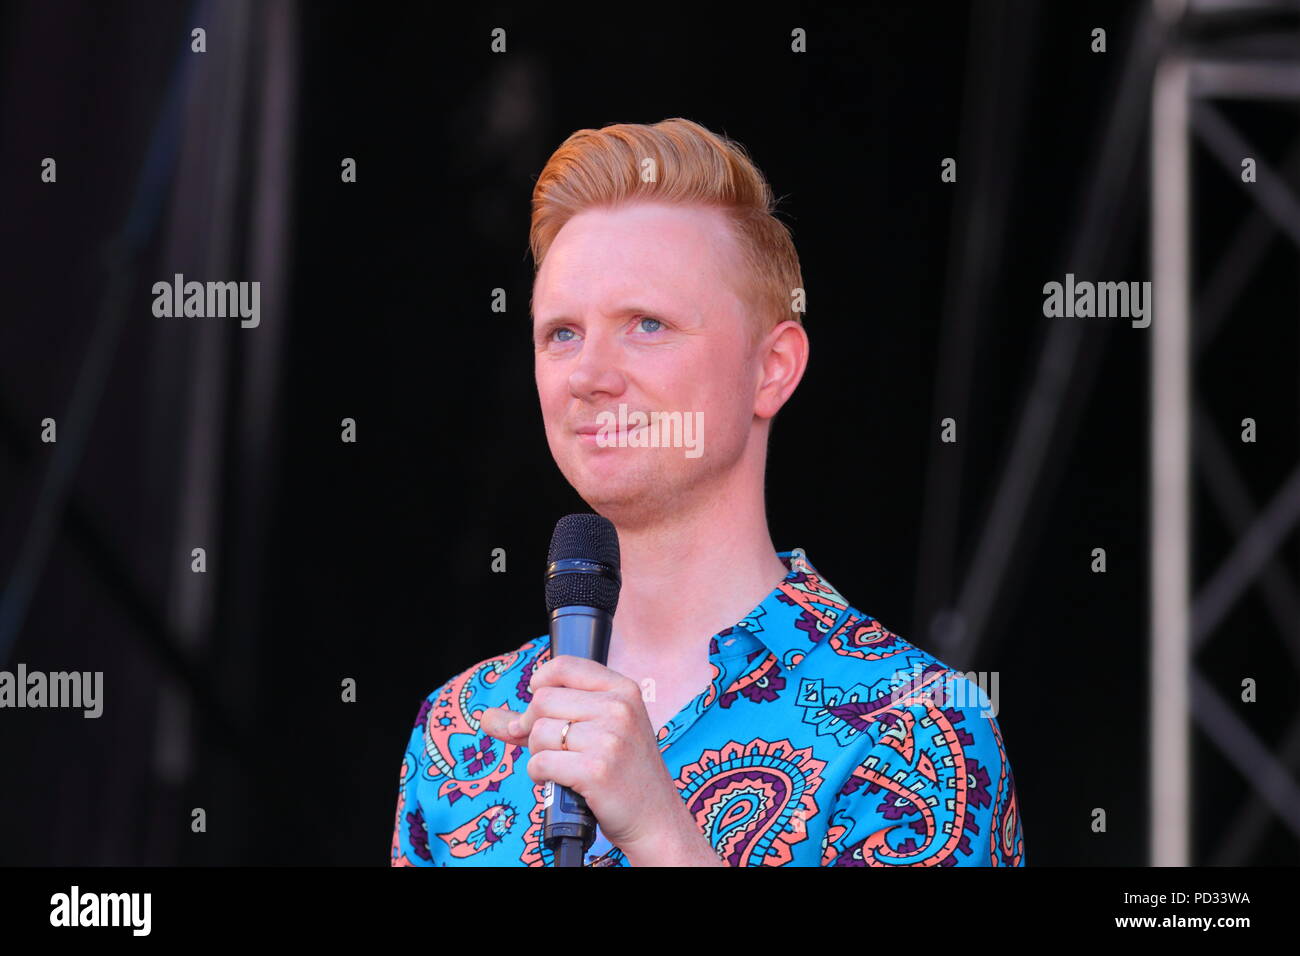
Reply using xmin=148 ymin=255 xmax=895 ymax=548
xmin=637 ymin=316 xmax=663 ymax=333
xmin=551 ymin=327 xmax=575 ymax=342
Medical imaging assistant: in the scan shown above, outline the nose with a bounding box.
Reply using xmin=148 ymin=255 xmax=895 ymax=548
xmin=567 ymin=325 xmax=627 ymax=403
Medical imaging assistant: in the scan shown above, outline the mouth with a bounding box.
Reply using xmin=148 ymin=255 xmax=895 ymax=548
xmin=573 ymin=422 xmax=649 ymax=444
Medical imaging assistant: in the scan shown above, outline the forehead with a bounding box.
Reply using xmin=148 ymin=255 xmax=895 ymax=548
xmin=533 ymin=202 xmax=746 ymax=319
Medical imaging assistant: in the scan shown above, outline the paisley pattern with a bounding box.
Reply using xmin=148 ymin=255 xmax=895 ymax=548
xmin=392 ymin=549 xmax=1025 ymax=866
xmin=676 ymin=738 xmax=826 ymax=867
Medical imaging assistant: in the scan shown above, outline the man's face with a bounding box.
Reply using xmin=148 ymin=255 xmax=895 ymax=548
xmin=532 ymin=201 xmax=762 ymax=525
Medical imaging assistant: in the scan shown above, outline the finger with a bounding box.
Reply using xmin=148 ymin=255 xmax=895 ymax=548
xmin=525 ymin=714 xmax=605 ymax=757
xmin=524 ymin=747 xmax=598 ymax=795
xmin=514 ymin=686 xmax=619 ymax=737
xmin=531 ymin=654 xmax=639 ymax=695
xmin=478 ymin=704 xmax=528 ymax=746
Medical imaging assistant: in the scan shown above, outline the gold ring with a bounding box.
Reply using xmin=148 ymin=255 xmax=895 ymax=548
xmin=560 ymin=719 xmax=573 ymax=751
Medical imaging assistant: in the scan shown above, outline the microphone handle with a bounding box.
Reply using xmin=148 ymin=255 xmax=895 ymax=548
xmin=542 ymin=604 xmax=613 ymax=866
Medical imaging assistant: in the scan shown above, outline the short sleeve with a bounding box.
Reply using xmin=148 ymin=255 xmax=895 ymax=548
xmin=391 ymin=691 xmax=439 ymax=866
xmin=822 ymin=676 xmax=1025 ymax=867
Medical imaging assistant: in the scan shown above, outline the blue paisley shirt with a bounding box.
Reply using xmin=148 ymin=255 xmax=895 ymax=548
xmin=391 ymin=548 xmax=1026 ymax=866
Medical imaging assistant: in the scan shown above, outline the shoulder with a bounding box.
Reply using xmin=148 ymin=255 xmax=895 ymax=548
xmin=810 ymin=606 xmax=1024 ymax=865
xmin=808 ymin=603 xmax=999 ymax=717
xmin=802 ymin=603 xmax=1014 ymax=779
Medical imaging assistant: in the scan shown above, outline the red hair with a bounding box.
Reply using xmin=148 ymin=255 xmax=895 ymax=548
xmin=529 ymin=118 xmax=805 ymax=345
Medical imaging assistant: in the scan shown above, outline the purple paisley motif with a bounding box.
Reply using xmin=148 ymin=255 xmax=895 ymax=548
xmin=934 ymin=704 xmax=976 ymax=740
xmin=406 ymin=806 xmax=431 ymax=861
xmin=793 ymin=610 xmax=825 ymax=645
xmin=413 ymin=696 xmax=433 ymax=729
xmin=517 ymin=657 xmax=541 ymax=701
xmin=741 ymin=670 xmax=785 ymax=703
xmin=720 ymin=669 xmax=787 ymax=708
xmin=461 ymin=735 xmax=497 ymax=775
xmin=964 ymin=757 xmax=994 ymax=812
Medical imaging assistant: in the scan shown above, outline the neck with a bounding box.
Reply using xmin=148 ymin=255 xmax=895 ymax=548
xmin=606 ymin=469 xmax=789 ymax=668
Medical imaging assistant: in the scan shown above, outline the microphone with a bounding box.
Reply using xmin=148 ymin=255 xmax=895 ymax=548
xmin=541 ymin=513 xmax=622 ymax=867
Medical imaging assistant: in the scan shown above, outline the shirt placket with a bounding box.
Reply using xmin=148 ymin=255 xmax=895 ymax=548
xmin=657 ymin=626 xmax=767 ymax=753
xmin=586 ymin=627 xmax=771 ymax=867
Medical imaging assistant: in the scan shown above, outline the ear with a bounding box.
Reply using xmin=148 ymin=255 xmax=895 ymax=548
xmin=754 ymin=320 xmax=809 ymax=419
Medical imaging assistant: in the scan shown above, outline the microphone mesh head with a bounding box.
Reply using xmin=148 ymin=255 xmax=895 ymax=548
xmin=545 ymin=514 xmax=621 ymax=613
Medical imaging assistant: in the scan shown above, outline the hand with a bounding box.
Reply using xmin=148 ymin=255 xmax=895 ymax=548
xmin=478 ymin=654 xmax=724 ymax=866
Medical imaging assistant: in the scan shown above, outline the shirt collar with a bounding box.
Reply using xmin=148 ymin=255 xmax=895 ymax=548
xmin=707 ymin=548 xmax=854 ymax=672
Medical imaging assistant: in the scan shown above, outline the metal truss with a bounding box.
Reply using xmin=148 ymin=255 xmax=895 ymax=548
xmin=1150 ymin=0 xmax=1300 ymax=866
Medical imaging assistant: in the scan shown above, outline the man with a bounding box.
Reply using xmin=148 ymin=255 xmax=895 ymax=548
xmin=391 ymin=117 xmax=1025 ymax=866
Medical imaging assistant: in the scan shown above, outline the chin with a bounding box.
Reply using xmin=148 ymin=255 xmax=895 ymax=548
xmin=565 ymin=462 xmax=685 ymax=525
